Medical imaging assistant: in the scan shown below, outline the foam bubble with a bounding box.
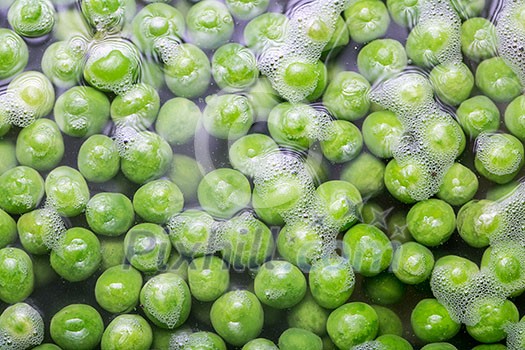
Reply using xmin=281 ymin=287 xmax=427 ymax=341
xmin=351 ymin=341 xmax=386 ymax=350
xmin=475 ymin=132 xmax=523 ymax=176
xmin=0 ymin=303 xmax=44 ymax=350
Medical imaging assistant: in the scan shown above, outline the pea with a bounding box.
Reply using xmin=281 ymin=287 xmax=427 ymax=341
xmin=326 ymin=302 xmax=379 ymax=348
xmin=0 ymin=303 xmax=44 ymax=349
xmin=320 ymin=120 xmax=363 ymax=163
xmin=322 ymin=71 xmax=370 ymax=121
xmin=50 ymin=304 xmax=104 ymax=350
xmin=17 ymin=209 xmax=51 ymax=254
xmin=457 ymin=200 xmax=501 ymax=248
xmin=309 ymin=255 xmax=355 ymax=309
xmin=0 ymin=140 xmax=17 ymax=174
xmin=406 ymin=199 xmax=456 ymax=247
xmin=460 ymin=17 xmax=497 ymax=61
xmin=110 ymin=83 xmax=160 ymax=130
xmin=0 ymin=166 xmax=45 ymax=215
xmin=45 ymin=166 xmax=90 ymax=217
xmin=155 ymin=98 xmax=201 ymax=146
xmin=101 ymin=314 xmax=153 ymax=350
xmin=99 ymin=236 xmax=126 ymax=271
xmin=287 ymin=292 xmax=329 ymax=336
xmin=81 ymin=0 xmax=135 ymax=32
xmin=466 ymin=299 xmax=519 ymax=343
xmin=429 ymin=62 xmax=474 ymax=106
xmin=364 ymin=272 xmax=406 ymax=305
xmin=357 ymin=39 xmax=407 ymax=83
xmin=376 ymin=334 xmax=413 ymax=350
xmin=203 ymin=94 xmax=254 ymax=140
xmin=77 ymin=135 xmax=121 ymax=183
xmin=168 ymin=210 xmax=217 ymax=258
xmin=7 ymin=71 xmax=55 ymax=122
xmin=278 ymin=328 xmax=322 ymax=350
xmin=391 ymin=241 xmax=435 ymax=284
xmin=475 ymin=57 xmax=522 ymax=103
xmin=340 ymin=152 xmax=386 ymax=198
xmin=41 ymin=40 xmax=86 ymax=89
xmin=95 ymin=265 xmax=142 ymax=313
xmin=344 ymin=0 xmax=390 ymax=43
xmin=242 ymin=338 xmax=279 ymax=350
xmin=124 ymin=223 xmax=171 ymax=273
xmin=133 ymin=179 xmax=184 ymax=225
xmin=229 ymin=133 xmax=279 ymax=177
xmin=411 ymin=298 xmax=461 ymax=342
xmin=8 ymin=0 xmax=55 ymax=37
xmin=86 ymin=192 xmax=135 ymax=236
xmin=212 ymin=43 xmax=259 ymax=92
xmin=183 ymin=331 xmax=227 ymax=350
xmin=186 ymin=0 xmax=234 ymax=50
xmin=372 ymin=305 xmax=403 ymax=336
xmin=168 ymin=154 xmax=204 ymax=202
xmin=243 ymin=12 xmax=288 ymax=53
xmin=386 ymin=0 xmax=419 ymax=27
xmin=0 ymin=208 xmax=17 ymax=249
xmin=0 ymin=28 xmax=28 ymax=80
xmin=210 ymin=290 xmax=264 ymax=346
xmin=267 ymin=102 xmax=317 ymax=150
xmin=188 ymin=256 xmax=230 ymax=302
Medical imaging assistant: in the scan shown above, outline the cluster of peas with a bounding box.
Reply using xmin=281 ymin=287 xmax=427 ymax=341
xmin=3 ymin=0 xmax=525 ymax=349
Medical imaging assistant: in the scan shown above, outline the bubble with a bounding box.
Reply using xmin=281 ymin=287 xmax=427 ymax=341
xmin=475 ymin=132 xmax=524 ymax=176
xmin=41 ymin=202 xmax=67 ymax=250
xmin=153 ymin=36 xmax=182 ymax=66
xmin=351 ymin=341 xmax=386 ymax=350
xmin=0 ymin=303 xmax=44 ymax=350
xmin=506 ymin=320 xmax=525 ymax=350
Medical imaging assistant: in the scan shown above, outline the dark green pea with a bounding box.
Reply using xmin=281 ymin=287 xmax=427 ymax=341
xmin=287 ymin=292 xmax=329 ymax=336
xmin=101 ymin=314 xmax=153 ymax=350
xmin=0 ymin=208 xmax=17 ymax=249
xmin=50 ymin=227 xmax=102 ymax=282
xmin=140 ymin=272 xmax=191 ymax=329
xmin=420 ymin=343 xmax=457 ymax=350
xmin=124 ymin=223 xmax=171 ymax=273
xmin=340 ymin=152 xmax=386 ymax=199
xmin=0 ymin=166 xmax=45 ymax=215
xmin=278 ymin=328 xmax=322 ymax=350
xmin=50 ymin=304 xmax=104 ymax=350
xmin=95 ymin=265 xmax=143 ymax=313
xmin=364 ymin=272 xmax=406 ymax=305
xmin=372 ymin=305 xmax=403 ymax=337
xmin=77 ymin=135 xmax=120 ymax=183
xmin=100 ymin=236 xmax=126 ymax=270
xmin=168 ymin=154 xmax=204 ymax=202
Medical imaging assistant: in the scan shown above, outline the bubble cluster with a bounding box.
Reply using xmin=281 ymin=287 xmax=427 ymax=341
xmin=370 ymin=72 xmax=462 ymax=201
xmin=0 ymin=90 xmax=37 ymax=128
xmin=142 ymin=274 xmax=187 ymax=329
xmin=0 ymin=303 xmax=44 ymax=350
xmin=40 ymin=201 xmax=68 ymax=250
xmin=495 ymin=0 xmax=525 ymax=86
xmin=351 ymin=341 xmax=386 ymax=350
xmin=8 ymin=0 xmax=56 ymax=37
xmin=506 ymin=320 xmax=525 ymax=350
xmin=475 ymin=132 xmax=524 ymax=176
xmin=81 ymin=0 xmax=129 ymax=33
xmin=153 ymin=36 xmax=182 ymax=66
xmin=258 ymin=0 xmax=349 ymax=102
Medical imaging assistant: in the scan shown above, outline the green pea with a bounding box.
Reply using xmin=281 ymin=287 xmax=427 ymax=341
xmin=77 ymin=135 xmax=120 ymax=183
xmin=186 ymin=0 xmax=234 ymax=50
xmin=386 ymin=210 xmax=412 ymax=244
xmin=471 ymin=345 xmax=507 ymax=350
xmin=124 ymin=223 xmax=171 ymax=273
xmin=323 ymin=16 xmax=350 ymax=57
xmin=326 ymin=302 xmax=379 ymax=348
xmin=0 ymin=247 xmax=34 ymax=303
xmin=278 ymin=328 xmax=322 ymax=350
xmin=8 ymin=71 xmax=55 ymax=122
xmin=340 ymin=152 xmax=386 ymax=198
xmin=357 ymin=39 xmax=407 ymax=83
xmin=254 ymin=260 xmax=306 ymax=309
xmin=431 ymin=255 xmax=479 ymax=295
xmin=246 ymin=77 xmax=282 ymax=121
xmin=362 ymin=110 xmax=404 ymax=159
xmin=504 ymin=95 xmax=525 ymax=141
xmin=133 ymin=179 xmax=184 ymax=224
xmin=316 ymin=180 xmax=362 ymax=231
xmin=344 ymin=0 xmax=390 ymax=43
xmin=405 ymin=19 xmax=458 ymax=68
xmin=81 ymin=0 xmax=135 ymax=32
xmin=376 ymin=334 xmax=413 ymax=350
xmin=320 ymin=120 xmax=363 ymax=163
xmin=460 ymin=17 xmax=497 ymax=61
xmin=0 ymin=28 xmax=28 ymax=80
xmin=437 ymin=163 xmax=479 ymax=206
xmin=50 ymin=304 xmax=104 ymax=350
xmin=475 ymin=133 xmax=524 ymax=184
xmin=120 ymin=130 xmax=173 ymax=184
xmin=392 ymin=241 xmax=434 ymax=284
xmin=0 ymin=208 xmax=17 ymax=249
xmin=54 ymin=9 xmax=93 ymax=40
xmin=243 ymin=12 xmax=288 ymax=53
xmin=343 ymin=223 xmax=393 ymax=277
xmin=111 ymin=83 xmax=160 ymax=130
xmin=242 ymin=338 xmax=279 ymax=350
xmin=140 ymin=272 xmax=191 ymax=329
xmin=17 ymin=209 xmax=51 ymax=254
xmin=210 ymin=290 xmax=264 ymax=346
xmin=481 ymin=243 xmax=525 ymax=296
xmin=203 ymin=94 xmax=254 ymax=140
xmin=16 ymin=118 xmax=64 ymax=171
xmin=411 ymin=298 xmax=461 ymax=342
xmin=155 ymin=98 xmax=201 ymax=146
xmin=0 ymin=166 xmax=45 ymax=215
xmin=429 ymin=62 xmax=475 ymax=106
xmin=132 ymin=3 xmax=185 ymax=54
xmin=229 ymin=133 xmax=279 ymax=177
xmin=372 ymin=305 xmax=403 ymax=336
xmin=0 ymin=303 xmax=44 ymax=349
xmin=100 ymin=236 xmax=126 ymax=270
xmin=280 ymin=59 xmax=328 ymax=102
xmin=50 ymin=227 xmax=101 ymax=282
xmin=451 ymin=0 xmax=484 ymax=20
xmin=420 ymin=343 xmax=457 ymax=350
xmin=188 ymin=255 xmax=229 ymax=302
xmin=309 ymin=255 xmax=355 ymax=309
xmin=163 ymin=251 xmax=189 ymax=281
xmin=168 ymin=210 xmax=216 ymax=258
xmin=287 ymin=292 xmax=329 ymax=336
xmin=407 ymin=199 xmax=455 ymax=247
xmin=225 ymin=0 xmax=268 ymax=20
xmin=219 ymin=214 xmax=274 ymax=269
xmin=164 ymin=43 xmax=211 ymax=99
xmin=456 ymin=95 xmax=500 ymax=138
xmin=183 ymin=331 xmax=227 ymax=350
xmin=168 ymin=154 xmax=204 ymax=202
xmin=41 ymin=39 xmax=86 ymax=89
xmin=467 ymin=299 xmax=519 ymax=343
xmin=420 ymin=114 xmax=466 ymax=159
xmin=276 ymin=222 xmax=324 ymax=269
xmin=386 ymin=0 xmax=419 ymax=27
xmin=475 ymin=57 xmax=522 ymax=103
xmin=83 ymin=38 xmax=141 ymax=94
xmin=95 ymin=265 xmax=142 ymax=313
xmin=322 ymin=71 xmax=370 ymax=121
xmin=54 ymin=86 xmax=110 ymax=137
xmin=267 ymin=102 xmax=317 ymax=150
xmin=198 ymin=168 xmax=251 ymax=219
xmin=364 ymin=272 xmax=406 ymax=305
xmin=212 ymin=43 xmax=258 ymax=92
xmin=45 ymin=166 xmax=90 ymax=217
xmin=101 ymin=314 xmax=153 ymax=350
xmin=86 ymin=192 xmax=134 ymax=236
xmin=0 ymin=141 xmax=16 ymax=175
xmin=8 ymin=0 xmax=55 ymax=37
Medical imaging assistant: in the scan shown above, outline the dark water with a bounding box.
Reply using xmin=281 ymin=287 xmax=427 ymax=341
xmin=1 ymin=0 xmax=523 ymax=349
